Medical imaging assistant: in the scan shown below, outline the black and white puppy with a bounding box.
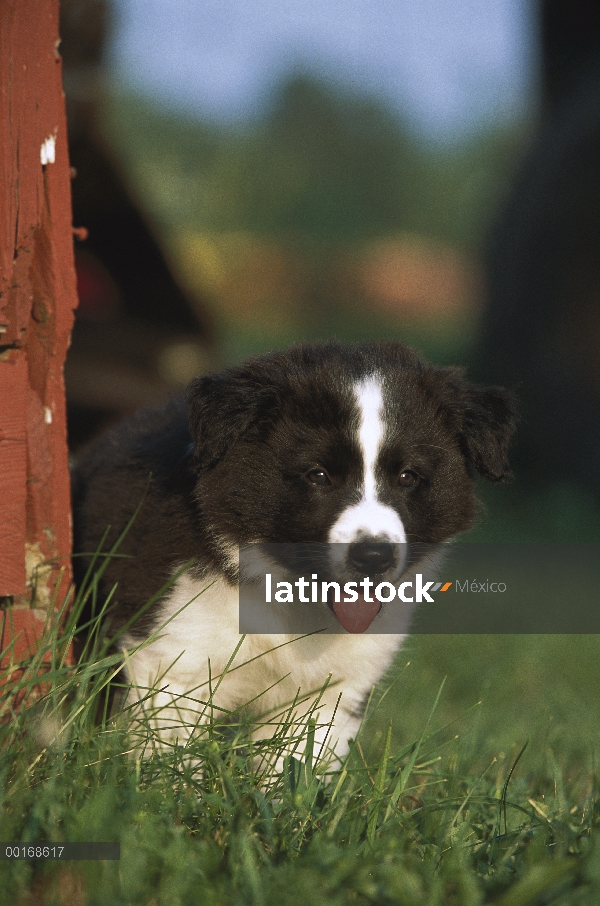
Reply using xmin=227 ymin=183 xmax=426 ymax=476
xmin=72 ymin=341 xmax=515 ymax=761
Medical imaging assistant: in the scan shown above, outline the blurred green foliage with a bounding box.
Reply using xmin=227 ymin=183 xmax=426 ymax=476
xmin=100 ymin=74 xmax=528 ymax=371
xmin=102 ymin=73 xmax=527 ymax=249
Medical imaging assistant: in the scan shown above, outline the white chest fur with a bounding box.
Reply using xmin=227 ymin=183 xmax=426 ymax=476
xmin=120 ymin=569 xmax=405 ymax=761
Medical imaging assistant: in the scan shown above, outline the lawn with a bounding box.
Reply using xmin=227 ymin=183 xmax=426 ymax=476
xmin=3 ymin=497 xmax=600 ymax=906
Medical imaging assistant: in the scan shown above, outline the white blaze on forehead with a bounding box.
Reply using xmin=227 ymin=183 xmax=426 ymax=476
xmin=356 ymin=377 xmax=384 ymax=502
xmin=328 ymin=375 xmax=406 ymax=547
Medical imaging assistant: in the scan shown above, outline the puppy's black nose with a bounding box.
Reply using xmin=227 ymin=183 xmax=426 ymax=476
xmin=348 ymin=541 xmax=394 ymax=574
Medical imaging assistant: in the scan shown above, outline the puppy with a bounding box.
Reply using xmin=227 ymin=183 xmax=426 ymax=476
xmin=72 ymin=341 xmax=515 ymax=764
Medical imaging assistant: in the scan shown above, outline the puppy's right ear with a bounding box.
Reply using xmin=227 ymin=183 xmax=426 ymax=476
xmin=187 ymin=371 xmax=277 ymax=470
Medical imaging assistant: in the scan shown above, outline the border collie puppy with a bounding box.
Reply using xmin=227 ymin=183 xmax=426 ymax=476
xmin=72 ymin=341 xmax=515 ymax=763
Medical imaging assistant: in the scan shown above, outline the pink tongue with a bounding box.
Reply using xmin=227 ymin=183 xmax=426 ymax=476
xmin=333 ymin=593 xmax=381 ymax=633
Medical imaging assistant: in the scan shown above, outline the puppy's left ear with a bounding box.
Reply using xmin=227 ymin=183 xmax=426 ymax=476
xmin=455 ymin=383 xmax=518 ymax=481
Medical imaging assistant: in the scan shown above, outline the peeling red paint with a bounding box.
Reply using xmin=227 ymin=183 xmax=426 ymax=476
xmin=0 ymin=0 xmax=77 ymax=659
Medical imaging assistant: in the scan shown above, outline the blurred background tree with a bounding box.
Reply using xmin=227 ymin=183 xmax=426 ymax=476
xmin=101 ymin=76 xmax=522 ymax=369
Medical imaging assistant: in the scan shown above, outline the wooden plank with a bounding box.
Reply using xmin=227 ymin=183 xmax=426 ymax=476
xmin=0 ymin=0 xmax=77 ymax=609
xmin=0 ymin=359 xmax=28 ymax=594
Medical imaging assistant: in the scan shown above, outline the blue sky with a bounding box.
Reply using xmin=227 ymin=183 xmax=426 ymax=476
xmin=109 ymin=0 xmax=538 ymax=142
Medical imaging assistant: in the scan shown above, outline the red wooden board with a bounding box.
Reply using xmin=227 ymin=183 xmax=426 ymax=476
xmin=0 ymin=0 xmax=77 ymax=624
xmin=0 ymin=360 xmax=28 ymax=594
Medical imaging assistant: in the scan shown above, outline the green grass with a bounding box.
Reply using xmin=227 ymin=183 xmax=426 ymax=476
xmin=3 ymin=552 xmax=600 ymax=906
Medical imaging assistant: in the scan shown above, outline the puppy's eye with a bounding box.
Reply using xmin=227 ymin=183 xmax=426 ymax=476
xmin=306 ymin=468 xmax=331 ymax=487
xmin=398 ymin=470 xmax=419 ymax=488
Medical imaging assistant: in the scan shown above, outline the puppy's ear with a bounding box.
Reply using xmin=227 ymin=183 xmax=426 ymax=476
xmin=187 ymin=370 xmax=277 ymax=470
xmin=436 ymin=367 xmax=517 ymax=481
xmin=454 ymin=382 xmax=518 ymax=482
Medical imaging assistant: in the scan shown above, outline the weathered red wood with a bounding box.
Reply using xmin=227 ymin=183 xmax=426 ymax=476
xmin=0 ymin=609 xmax=48 ymax=672
xmin=0 ymin=0 xmax=77 ymax=655
xmin=0 ymin=359 xmax=28 ymax=594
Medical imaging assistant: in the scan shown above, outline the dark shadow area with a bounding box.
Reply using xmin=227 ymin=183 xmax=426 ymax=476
xmin=476 ymin=0 xmax=600 ymax=504
xmin=60 ymin=0 xmax=214 ymax=450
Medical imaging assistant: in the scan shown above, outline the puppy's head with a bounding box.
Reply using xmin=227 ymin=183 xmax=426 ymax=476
xmin=188 ymin=341 xmax=516 ymax=598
